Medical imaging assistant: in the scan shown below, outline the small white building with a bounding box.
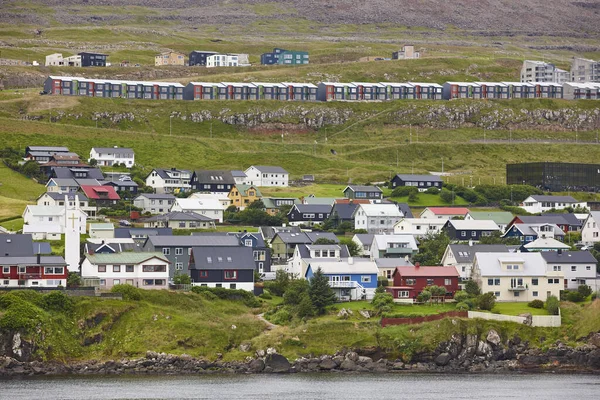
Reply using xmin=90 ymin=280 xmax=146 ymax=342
xmin=89 ymin=223 xmax=115 ymax=239
xmin=170 ymin=198 xmax=224 ymax=223
xmin=419 ymin=207 xmax=470 ymax=220
xmin=188 ymin=192 xmax=231 ymax=209
xmin=133 ymin=193 xmax=177 ymax=215
xmin=351 ymin=233 xmax=375 ymax=256
xmin=145 ymin=168 xmax=192 ymax=194
xmin=206 ymin=54 xmax=239 ymax=68
xmin=352 ymin=203 xmax=404 ymax=234
xmin=89 ymin=146 xmax=135 ymax=169
xmin=472 ymin=252 xmax=563 ymax=302
xmin=37 ymin=191 xmax=97 ymax=219
xmin=581 ymin=211 xmax=600 ymax=245
xmin=541 ymin=251 xmax=598 ymax=290
xmin=369 ymin=234 xmax=418 ymax=259
xmin=520 ymin=195 xmax=587 ymax=214
xmin=81 ymin=252 xmax=170 ymax=290
xmin=394 ymin=218 xmax=446 ymax=238
xmin=244 ymin=166 xmax=289 ymax=187
xmin=22 ymin=204 xmax=87 ymax=239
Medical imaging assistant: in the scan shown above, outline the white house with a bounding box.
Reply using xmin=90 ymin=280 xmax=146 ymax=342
xmin=541 ymin=251 xmax=598 ymax=290
xmin=472 ymin=252 xmax=563 ymax=302
xmin=22 ymin=204 xmax=87 ymax=239
xmin=419 ymin=207 xmax=470 ymax=220
xmin=244 ymin=166 xmax=289 ymax=187
xmin=394 ymin=218 xmax=446 ymax=238
xmin=170 ymin=198 xmax=224 ymax=223
xmin=81 ymin=252 xmax=170 ymax=290
xmin=351 ymin=233 xmax=375 ymax=256
xmin=352 ymin=203 xmax=403 ymax=234
xmin=369 ymin=234 xmax=418 ymax=259
xmin=133 ymin=193 xmax=177 ymax=214
xmin=206 ymin=54 xmax=239 ymax=68
xmin=89 ymin=223 xmax=115 ymax=239
xmin=45 ymin=178 xmax=79 ymax=194
xmin=581 ymin=211 xmax=600 ymax=246
xmin=89 ymin=146 xmax=135 ymax=168
xmin=286 ymin=243 xmax=349 ymax=278
xmin=37 ymin=191 xmax=97 ymax=219
xmin=520 ymin=195 xmax=587 ymax=214
xmin=188 ymin=192 xmax=232 ymax=209
xmin=145 ymin=168 xmax=191 ymax=194
xmin=440 ymin=243 xmax=512 ymax=281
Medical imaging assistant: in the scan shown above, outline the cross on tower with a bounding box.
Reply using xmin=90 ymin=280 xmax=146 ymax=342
xmin=68 ymin=212 xmax=78 ymax=229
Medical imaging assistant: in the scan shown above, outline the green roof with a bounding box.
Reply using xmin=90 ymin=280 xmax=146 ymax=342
xmin=467 ymin=211 xmax=514 ymax=224
xmin=89 ymin=223 xmax=115 ymax=230
xmin=234 ymin=184 xmax=262 ymax=197
xmin=85 ymin=252 xmax=169 ymax=264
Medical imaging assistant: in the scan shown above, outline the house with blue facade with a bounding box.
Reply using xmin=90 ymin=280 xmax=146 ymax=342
xmin=502 ymin=223 xmax=565 ymax=244
xmin=304 ymin=258 xmax=379 ymax=301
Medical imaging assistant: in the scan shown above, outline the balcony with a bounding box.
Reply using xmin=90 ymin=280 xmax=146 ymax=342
xmin=329 ymin=281 xmax=359 ymax=288
xmin=508 ymin=285 xmax=527 ymax=291
xmin=19 ymin=273 xmax=42 ymax=280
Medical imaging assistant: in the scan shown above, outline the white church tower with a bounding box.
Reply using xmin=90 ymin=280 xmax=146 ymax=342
xmin=64 ymin=194 xmax=85 ymax=272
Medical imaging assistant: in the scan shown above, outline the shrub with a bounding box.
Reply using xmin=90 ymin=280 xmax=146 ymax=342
xmin=565 ymin=290 xmax=586 ymax=303
xmin=425 ymin=187 xmax=440 ymax=195
xmin=577 ymin=284 xmax=593 ymax=298
xmin=391 ymin=186 xmax=418 ymax=198
xmin=295 ymin=293 xmax=316 ymax=318
xmin=476 ymin=292 xmax=496 ymax=311
xmin=0 ymin=290 xmax=43 ymax=309
xmin=190 ymin=286 xmax=261 ymax=307
xmin=453 ymin=290 xmax=469 ymax=303
xmin=464 ymin=280 xmax=481 ymax=296
xmin=546 ymin=295 xmax=560 ymax=315
xmin=455 ymin=302 xmax=470 ymax=311
xmin=426 ymin=285 xmax=447 ymax=297
xmin=269 ymin=308 xmax=292 ymax=325
xmin=527 ymin=299 xmax=544 ymax=309
xmin=416 ymin=290 xmax=432 ymax=303
xmin=41 ymin=291 xmax=74 ymax=313
xmin=111 ymin=284 xmax=142 ymax=301
xmin=173 ymin=273 xmax=191 ymax=285
xmin=408 ymin=191 xmax=419 ymax=203
xmin=259 ymin=291 xmax=272 ymax=300
xmin=262 ymin=270 xmax=289 ymax=297
xmin=372 ymin=291 xmax=394 ymax=315
xmin=0 ymin=300 xmax=45 ymax=331
xmin=439 ymin=188 xmax=454 ymax=204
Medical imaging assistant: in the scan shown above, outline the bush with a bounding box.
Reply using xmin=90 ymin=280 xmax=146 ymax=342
xmin=425 ymin=187 xmax=440 ymax=195
xmin=546 ymin=295 xmax=560 ymax=315
xmin=0 ymin=299 xmax=45 ymax=331
xmin=259 ymin=291 xmax=272 ymax=300
xmin=578 ymin=284 xmax=593 ymax=298
xmin=416 ymin=290 xmax=432 ymax=303
xmin=464 ymin=280 xmax=481 ymax=296
xmin=190 ymin=286 xmax=261 ymax=308
xmin=269 ymin=308 xmax=292 ymax=325
xmin=527 ymin=299 xmax=544 ymax=309
xmin=0 ymin=290 xmax=43 ymax=309
xmin=565 ymin=290 xmax=586 ymax=303
xmin=439 ymin=188 xmax=454 ymax=204
xmin=111 ymin=284 xmax=142 ymax=301
xmin=173 ymin=274 xmax=191 ymax=285
xmin=372 ymin=291 xmax=394 ymax=315
xmin=263 ymin=270 xmax=289 ymax=297
xmin=455 ymin=302 xmax=470 ymax=311
xmin=391 ymin=186 xmax=418 ymax=198
xmin=453 ymin=290 xmax=469 ymax=303
xmin=476 ymin=292 xmax=496 ymax=311
xmin=41 ymin=291 xmax=74 ymax=313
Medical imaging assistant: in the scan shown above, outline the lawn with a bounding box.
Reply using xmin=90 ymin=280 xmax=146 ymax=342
xmin=389 ymin=193 xmax=469 ymax=207
xmin=260 ymin=184 xmax=348 ymax=198
xmin=491 ymin=302 xmax=549 ymax=316
xmin=0 ymin=217 xmax=24 ymax=232
xmin=0 ymin=163 xmax=44 ymax=218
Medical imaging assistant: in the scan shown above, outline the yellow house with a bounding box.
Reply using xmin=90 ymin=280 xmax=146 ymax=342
xmin=155 ymin=51 xmax=185 ymax=66
xmin=228 ymin=184 xmax=262 ymax=210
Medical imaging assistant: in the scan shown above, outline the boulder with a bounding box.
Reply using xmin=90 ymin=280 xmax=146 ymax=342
xmin=359 ymin=310 xmax=371 ymax=319
xmin=264 ymin=354 xmax=290 ymax=373
xmin=392 ymin=362 xmax=405 ymax=370
xmin=255 ymin=349 xmax=266 ymax=358
xmin=318 ymin=358 xmax=337 ymax=370
xmin=358 ymin=356 xmax=372 ymax=364
xmin=435 ymin=353 xmax=452 ymax=366
xmin=248 ymin=359 xmax=265 ymax=373
xmin=345 ymin=352 xmax=359 ymax=362
xmin=340 ymin=359 xmax=357 ymax=371
xmin=518 ymin=313 xmax=533 ymax=326
xmin=239 ymin=343 xmax=252 ymax=352
xmin=588 ymin=333 xmax=600 ymax=348
xmin=266 ymin=347 xmax=277 ymax=355
xmin=337 ymin=308 xmax=349 ymax=319
xmin=486 ymin=330 xmax=501 ymax=347
xmin=476 ymin=341 xmax=492 ymax=358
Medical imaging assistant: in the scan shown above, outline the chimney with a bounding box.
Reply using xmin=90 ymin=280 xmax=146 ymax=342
xmin=348 ymin=257 xmax=354 ymax=265
xmin=468 ymin=239 xmax=473 ymax=247
xmin=36 ymin=253 xmax=41 ymax=265
xmin=415 ymin=262 xmax=420 ymax=268
xmin=558 ymin=249 xmax=562 ymax=255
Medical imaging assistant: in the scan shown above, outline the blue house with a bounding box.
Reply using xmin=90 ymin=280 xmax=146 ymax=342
xmin=502 ymin=223 xmax=565 ymax=244
xmin=304 ymin=259 xmax=379 ymax=301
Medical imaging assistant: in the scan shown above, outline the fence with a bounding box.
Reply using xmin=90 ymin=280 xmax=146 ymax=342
xmin=468 ymin=310 xmax=561 ymax=327
xmin=380 ymin=310 xmax=468 ymax=327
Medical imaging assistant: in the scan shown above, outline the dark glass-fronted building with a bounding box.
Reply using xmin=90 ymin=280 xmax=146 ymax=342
xmin=507 ymin=162 xmax=600 ymax=192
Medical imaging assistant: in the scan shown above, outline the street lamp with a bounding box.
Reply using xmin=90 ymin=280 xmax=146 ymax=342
xmin=169 ymin=115 xmax=174 ymax=136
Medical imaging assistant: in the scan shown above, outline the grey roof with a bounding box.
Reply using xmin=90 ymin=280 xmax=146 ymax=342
xmin=41 ymin=192 xmax=89 ymax=202
xmin=518 ymin=215 xmax=580 ymax=227
xmin=32 ymin=242 xmax=52 ymax=255
xmin=251 ymin=166 xmax=288 ymax=174
xmin=394 ymin=174 xmax=443 ymax=182
xmin=396 ymin=203 xmax=414 ymax=218
xmin=296 ymin=244 xmax=350 ymax=258
xmin=353 ymin=234 xmax=375 ymax=245
xmin=231 ymin=170 xmax=247 ymax=177
xmin=146 ymin=235 xmax=239 ymax=247
xmin=237 ymin=232 xmax=267 ymax=248
xmin=305 ymin=232 xmax=339 ymax=243
xmin=143 ymin=212 xmax=214 ymax=222
xmin=135 ymin=193 xmax=177 ymax=200
xmin=189 ymin=246 xmax=255 ymax=270
xmin=448 ymin=244 xmax=512 ymax=263
xmin=539 ymin=213 xmax=583 ymax=226
xmin=49 ymin=178 xmax=78 ymax=187
xmin=331 ymin=203 xmax=359 ymax=220
xmin=27 ymin=146 xmax=69 ymax=153
xmin=274 ymin=231 xmax=339 ymax=244
xmin=74 ymin=178 xmax=102 ymax=186
xmin=52 ymin=167 xmax=104 ymax=180
xmin=510 ymin=223 xmax=564 ymax=237
xmin=92 ymin=147 xmax=134 ymax=155
xmin=103 ymin=180 xmax=139 ymax=188
xmin=86 ymin=241 xmax=139 ymax=253
xmin=541 ymin=251 xmax=597 ymax=264
xmin=259 ymin=226 xmax=301 ymax=241
xmin=375 ymin=258 xmax=414 ymax=268
xmin=0 ymin=234 xmax=35 ymax=257
xmin=0 ymin=255 xmax=66 ymax=266
xmin=114 ymin=227 xmax=172 ymax=238
xmin=529 ymin=195 xmax=579 ymax=203
xmin=151 ymin=168 xmax=191 ymax=180
xmin=193 ymin=170 xmax=235 ymax=184
xmin=292 ymin=204 xmax=333 ymax=214
xmin=345 ymin=185 xmax=382 ymax=193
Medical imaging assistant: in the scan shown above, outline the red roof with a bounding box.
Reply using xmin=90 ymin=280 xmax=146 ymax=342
xmin=426 ymin=207 xmax=470 ymax=215
xmin=393 ymin=266 xmax=460 ymax=278
xmin=80 ymin=185 xmax=120 ymax=200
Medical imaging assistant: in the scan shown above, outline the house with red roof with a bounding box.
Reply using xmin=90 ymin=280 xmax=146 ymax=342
xmin=80 ymin=185 xmax=120 ymax=207
xmin=419 ymin=207 xmax=470 ymax=220
xmin=386 ymin=264 xmax=460 ymax=300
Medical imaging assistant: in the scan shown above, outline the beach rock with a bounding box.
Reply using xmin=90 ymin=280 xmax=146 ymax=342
xmin=340 ymin=359 xmax=357 ymax=371
xmin=435 ymin=353 xmax=452 ymax=366
xmin=265 ymin=354 xmax=290 ymax=373
xmin=345 ymin=352 xmax=359 ymax=362
xmin=319 ymin=358 xmax=337 ymax=370
xmin=487 ymin=330 xmax=501 ymax=347
xmin=248 ymin=358 xmax=265 ymax=373
xmin=255 ymin=349 xmax=266 ymax=358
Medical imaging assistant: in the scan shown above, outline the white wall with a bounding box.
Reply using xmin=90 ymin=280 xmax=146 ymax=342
xmin=192 ymin=282 xmax=254 ymax=291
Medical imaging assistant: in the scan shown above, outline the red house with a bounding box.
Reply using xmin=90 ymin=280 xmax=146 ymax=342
xmin=80 ymin=185 xmax=120 ymax=207
xmin=387 ymin=264 xmax=460 ymax=300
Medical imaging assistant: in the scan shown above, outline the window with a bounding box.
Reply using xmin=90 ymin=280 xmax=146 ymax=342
xmin=230 ymin=283 xmax=237 ymax=289
xmin=2 ymin=266 xmax=10 ymax=274
xmin=175 ymin=248 xmax=183 ymax=255
xmin=113 ymin=265 xmax=121 ymax=272
xmin=571 ymin=266 xmax=577 ymax=271
xmin=532 ymin=291 xmax=538 ymax=297
xmin=44 ymin=267 xmax=64 ymax=275
xmin=245 ymin=239 xmax=253 ymax=247
xmin=398 ymin=291 xmax=410 ymax=298
xmin=113 ymin=279 xmax=121 ymax=285
xmin=175 ymin=263 xmax=183 ymax=270
xmin=98 ymin=265 xmax=106 ymax=273
xmin=405 ymin=279 xmax=415 ymax=285
xmin=444 ymin=279 xmax=451 ymax=285
xmin=99 ymin=279 xmax=106 ymax=286
xmin=224 ymin=270 xmax=237 ymax=280
xmin=361 ymin=276 xmax=371 ymax=283
xmin=461 ymin=231 xmax=466 ymax=237
xmin=126 ymin=265 xmax=134 ymax=272
xmin=586 ymin=266 xmax=591 ymax=271
xmin=163 ymin=248 xmax=170 ymax=255
xmin=548 ymin=278 xmax=559 ymax=284
xmin=513 ymin=265 xmax=519 ymax=270
xmin=314 ymin=250 xmax=321 ymax=257
xmin=18 ymin=266 xmax=26 ymax=274
xmin=199 ymin=270 xmax=208 ymax=278
xmin=513 ymin=292 xmax=520 ymax=297
xmin=143 ymin=265 xmax=166 ymax=272
xmin=532 ymin=279 xmax=538 ymax=285
xmin=494 ymin=292 xmax=500 ymax=297
xmin=126 ymin=279 xmax=134 ymax=285
xmin=488 ymin=278 xmax=494 ymax=286
xmin=426 ymin=279 xmax=434 ymax=285
xmin=507 ymin=265 xmax=512 ymax=270
xmin=553 ymin=266 xmax=561 ymax=271
xmin=494 ymin=279 xmax=500 ymax=285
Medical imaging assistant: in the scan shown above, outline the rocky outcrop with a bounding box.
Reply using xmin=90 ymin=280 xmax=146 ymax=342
xmin=0 ymin=332 xmax=35 ymax=362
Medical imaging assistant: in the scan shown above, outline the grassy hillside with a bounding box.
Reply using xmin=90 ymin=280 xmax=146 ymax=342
xmin=0 ymin=163 xmax=44 ymax=218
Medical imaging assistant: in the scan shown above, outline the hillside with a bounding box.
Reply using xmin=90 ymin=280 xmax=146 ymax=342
xmin=3 ymin=0 xmax=600 ymax=36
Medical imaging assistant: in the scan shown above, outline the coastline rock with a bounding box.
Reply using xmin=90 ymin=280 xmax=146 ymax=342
xmin=435 ymin=353 xmax=452 ymax=366
xmin=265 ymin=354 xmax=290 ymax=373
xmin=248 ymin=359 xmax=265 ymax=373
xmin=487 ymin=330 xmax=501 ymax=347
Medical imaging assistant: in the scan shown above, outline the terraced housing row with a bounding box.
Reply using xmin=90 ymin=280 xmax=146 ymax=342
xmin=44 ymin=76 xmax=600 ymax=101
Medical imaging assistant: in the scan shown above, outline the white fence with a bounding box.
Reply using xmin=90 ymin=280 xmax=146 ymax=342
xmin=468 ymin=309 xmax=561 ymax=327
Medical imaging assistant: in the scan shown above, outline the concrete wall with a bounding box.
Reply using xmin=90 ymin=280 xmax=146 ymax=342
xmin=468 ymin=310 xmax=561 ymax=327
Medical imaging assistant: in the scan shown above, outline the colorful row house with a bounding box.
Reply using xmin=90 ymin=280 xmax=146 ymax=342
xmin=502 ymin=82 xmax=537 ymax=99
xmin=474 ymin=82 xmax=510 ymax=99
xmin=563 ymin=82 xmax=600 ymax=100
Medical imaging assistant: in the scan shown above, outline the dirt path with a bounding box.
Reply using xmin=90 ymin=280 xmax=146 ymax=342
xmin=256 ymin=313 xmax=277 ymax=331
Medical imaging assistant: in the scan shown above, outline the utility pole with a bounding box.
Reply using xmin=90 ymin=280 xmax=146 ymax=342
xmin=210 ymin=122 xmax=213 ymax=138
xmin=509 ymin=127 xmax=512 ymax=143
xmin=409 ymin=124 xmax=412 ymax=144
xmin=169 ymin=115 xmax=173 ymax=136
xmin=441 ymin=157 xmax=444 ymax=174
xmin=396 ymin=149 xmax=398 ymax=168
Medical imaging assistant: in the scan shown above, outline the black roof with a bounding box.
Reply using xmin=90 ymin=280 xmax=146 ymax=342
xmin=114 ymin=227 xmax=172 ymax=238
xmin=331 ymin=203 xmax=359 ymax=220
xmin=193 ymin=170 xmax=235 ymax=185
xmin=0 ymin=234 xmax=35 ymax=257
xmin=541 ymin=251 xmax=597 ymax=264
xmin=519 ymin=215 xmax=581 ymax=227
xmin=396 ymin=202 xmax=413 ymax=218
xmin=259 ymin=226 xmax=301 ymax=241
xmin=189 ymin=246 xmax=255 ymax=270
xmin=394 ymin=174 xmax=443 ymax=182
xmin=539 ymin=213 xmax=583 ymax=226
xmin=52 ymin=167 xmax=104 ymax=180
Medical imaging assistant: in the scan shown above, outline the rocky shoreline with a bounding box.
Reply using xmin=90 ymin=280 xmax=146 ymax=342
xmin=2 ymin=330 xmax=600 ymax=377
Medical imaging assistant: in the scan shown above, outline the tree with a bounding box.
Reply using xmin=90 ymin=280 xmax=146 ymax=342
xmin=546 ymin=295 xmax=560 ymax=315
xmin=67 ymin=272 xmax=81 ymax=288
xmin=371 ymin=291 xmax=394 ymax=315
xmin=408 ymin=190 xmax=419 ymax=203
xmin=248 ymin=199 xmax=266 ymax=210
xmin=89 ymin=158 xmax=98 ymax=167
xmin=313 ymin=237 xmax=337 ymax=245
xmin=439 ymin=188 xmax=454 ymax=204
xmin=578 ymin=284 xmax=593 ymax=298
xmin=308 ymin=267 xmax=336 ymax=315
xmin=464 ymin=280 xmax=481 ymax=296
xmin=283 ymin=279 xmax=310 ymax=305
xmin=412 ymin=232 xmax=451 ymax=265
xmin=173 ymin=273 xmax=191 ymax=284
xmin=339 ymin=237 xmax=360 ymax=256
xmin=426 ymin=285 xmax=447 ymax=297
xmin=477 ymin=292 xmax=496 ymax=311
